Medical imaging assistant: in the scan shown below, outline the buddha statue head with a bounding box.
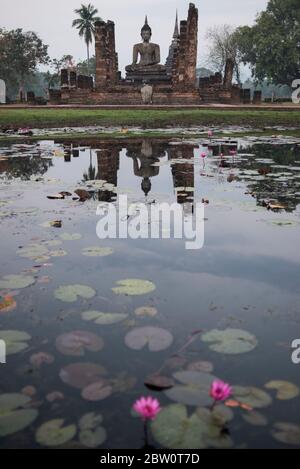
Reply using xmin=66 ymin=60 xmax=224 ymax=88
xmin=141 ymin=17 xmax=152 ymax=43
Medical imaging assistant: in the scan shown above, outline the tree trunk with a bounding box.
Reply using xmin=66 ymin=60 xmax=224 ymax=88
xmin=19 ymin=79 xmax=25 ymax=103
xmin=87 ymin=42 xmax=90 ymax=76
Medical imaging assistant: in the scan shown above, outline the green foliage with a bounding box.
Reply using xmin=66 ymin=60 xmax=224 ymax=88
xmin=0 ymin=28 xmax=49 ymax=97
xmin=234 ymin=0 xmax=300 ymax=84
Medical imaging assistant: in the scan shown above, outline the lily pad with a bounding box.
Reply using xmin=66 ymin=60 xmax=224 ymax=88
xmin=79 ymin=427 xmax=107 ymax=448
xmin=60 ymin=233 xmax=82 ymax=241
xmin=17 ymin=244 xmax=49 ymax=260
xmin=36 ymin=419 xmax=76 ymax=447
xmin=0 ymin=330 xmax=31 ymax=355
xmin=112 ymin=279 xmax=156 ymax=296
xmin=82 ymin=246 xmax=114 ymax=257
xmin=81 ymin=380 xmax=113 ymax=402
xmin=0 ymin=275 xmax=35 ymax=290
xmin=272 ymin=422 xmax=300 ymax=446
xmin=125 ymin=327 xmax=173 ymax=352
xmin=59 ymin=362 xmax=106 ymax=389
xmin=242 ymin=411 xmax=268 ymax=427
xmin=134 ymin=306 xmax=158 ymax=317
xmin=56 ymin=331 xmax=104 ymax=356
xmin=151 ymin=403 xmax=232 ymax=449
xmin=0 ymin=393 xmax=38 ymax=437
xmin=187 ymin=361 xmax=214 ymax=373
xmin=81 ymin=310 xmax=128 ymax=325
xmin=264 ymin=381 xmax=300 ymax=400
xmin=54 ymin=284 xmax=96 ymax=302
xmin=164 ymin=371 xmax=216 ymax=407
xmin=233 ymin=386 xmax=272 ymax=409
xmin=201 ymin=328 xmax=258 ymax=355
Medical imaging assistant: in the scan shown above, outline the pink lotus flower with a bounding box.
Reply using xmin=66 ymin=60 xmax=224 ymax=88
xmin=208 ymin=130 xmax=213 ymax=138
xmin=201 ymin=152 xmax=207 ymax=158
xmin=210 ymin=380 xmax=232 ymax=402
xmin=133 ymin=396 xmax=161 ymax=421
xmin=230 ymin=150 xmax=237 ymax=156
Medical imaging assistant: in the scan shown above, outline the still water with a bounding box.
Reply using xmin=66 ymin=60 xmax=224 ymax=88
xmin=0 ymin=136 xmax=299 ymax=449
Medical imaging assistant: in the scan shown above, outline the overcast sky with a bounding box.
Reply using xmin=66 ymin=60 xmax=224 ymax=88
xmin=1 ymin=0 xmax=269 ymax=73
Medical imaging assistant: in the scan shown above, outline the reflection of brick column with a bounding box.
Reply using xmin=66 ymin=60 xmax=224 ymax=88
xmin=96 ymin=147 xmax=120 ymax=201
xmin=169 ymin=146 xmax=195 ymax=204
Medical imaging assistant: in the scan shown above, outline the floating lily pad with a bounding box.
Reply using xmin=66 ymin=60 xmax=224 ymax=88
xmin=125 ymin=327 xmax=173 ymax=352
xmin=59 ymin=233 xmax=82 ymax=241
xmin=0 ymin=330 xmax=31 ymax=355
xmin=264 ymin=381 xmax=300 ymax=400
xmin=49 ymin=249 xmax=68 ymax=257
xmin=112 ymin=279 xmax=156 ymax=296
xmin=81 ymin=310 xmax=128 ymax=325
xmin=56 ymin=331 xmax=104 ymax=356
xmin=82 ymin=246 xmax=114 ymax=257
xmin=242 ymin=411 xmax=268 ymax=426
xmin=201 ymin=328 xmax=258 ymax=355
xmin=79 ymin=412 xmax=103 ymax=430
xmin=187 ymin=361 xmax=214 ymax=373
xmin=0 ymin=393 xmax=38 ymax=437
xmin=17 ymin=244 xmax=49 ymax=260
xmin=151 ymin=403 xmax=232 ymax=449
xmin=272 ymin=422 xmax=300 ymax=446
xmin=79 ymin=427 xmax=107 ymax=448
xmin=59 ymin=363 xmax=106 ymax=389
xmin=134 ymin=306 xmax=158 ymax=317
xmin=54 ymin=284 xmax=96 ymax=302
xmin=145 ymin=374 xmax=175 ymax=391
xmin=36 ymin=419 xmax=76 ymax=447
xmin=164 ymin=371 xmax=216 ymax=407
xmin=30 ymin=352 xmax=55 ymax=368
xmin=233 ymin=386 xmax=272 ymax=408
xmin=0 ymin=275 xmax=35 ymax=290
xmin=81 ymin=380 xmax=112 ymax=402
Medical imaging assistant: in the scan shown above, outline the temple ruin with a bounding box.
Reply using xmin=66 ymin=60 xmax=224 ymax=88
xmin=51 ymin=3 xmax=241 ymax=105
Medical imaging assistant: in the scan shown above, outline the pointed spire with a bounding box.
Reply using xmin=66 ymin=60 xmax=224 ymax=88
xmin=145 ymin=15 xmax=148 ymax=26
xmin=173 ymin=10 xmax=179 ymax=38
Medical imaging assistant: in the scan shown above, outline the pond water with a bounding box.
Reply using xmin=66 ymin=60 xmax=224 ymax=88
xmin=0 ymin=136 xmax=300 ymax=449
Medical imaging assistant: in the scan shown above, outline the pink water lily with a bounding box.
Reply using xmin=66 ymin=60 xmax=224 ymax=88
xmin=210 ymin=380 xmax=232 ymax=402
xmin=201 ymin=152 xmax=207 ymax=158
xmin=133 ymin=396 xmax=161 ymax=421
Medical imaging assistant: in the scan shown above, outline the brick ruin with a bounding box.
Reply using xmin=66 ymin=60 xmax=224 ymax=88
xmin=50 ymin=3 xmax=242 ymax=105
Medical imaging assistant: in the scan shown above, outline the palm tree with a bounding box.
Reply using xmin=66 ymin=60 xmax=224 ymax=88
xmin=72 ymin=4 xmax=101 ymax=75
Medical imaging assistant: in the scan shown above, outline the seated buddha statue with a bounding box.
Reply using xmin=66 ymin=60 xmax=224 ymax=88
xmin=126 ymin=17 xmax=167 ymax=78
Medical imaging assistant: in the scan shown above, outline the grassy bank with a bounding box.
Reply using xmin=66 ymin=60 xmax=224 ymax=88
xmin=0 ymin=108 xmax=300 ymax=129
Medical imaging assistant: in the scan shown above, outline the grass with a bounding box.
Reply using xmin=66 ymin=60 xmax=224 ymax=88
xmin=0 ymin=108 xmax=300 ymax=129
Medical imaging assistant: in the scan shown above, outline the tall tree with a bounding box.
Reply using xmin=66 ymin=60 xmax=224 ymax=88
xmin=0 ymin=29 xmax=49 ymax=101
xmin=72 ymin=4 xmax=101 ymax=75
xmin=234 ymin=0 xmax=300 ymax=85
xmin=205 ymin=25 xmax=242 ymax=84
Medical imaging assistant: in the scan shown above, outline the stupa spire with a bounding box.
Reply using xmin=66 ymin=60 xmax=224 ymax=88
xmin=173 ymin=10 xmax=179 ymax=38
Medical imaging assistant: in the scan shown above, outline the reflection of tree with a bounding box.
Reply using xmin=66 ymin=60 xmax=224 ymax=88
xmin=211 ymin=143 xmax=300 ymax=211
xmin=82 ymin=149 xmax=99 ymax=181
xmin=0 ymin=156 xmax=52 ymax=180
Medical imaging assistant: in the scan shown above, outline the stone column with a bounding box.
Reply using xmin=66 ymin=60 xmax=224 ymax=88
xmin=223 ymin=58 xmax=234 ymax=89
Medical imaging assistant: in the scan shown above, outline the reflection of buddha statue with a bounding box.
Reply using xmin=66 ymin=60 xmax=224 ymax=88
xmin=126 ymin=17 xmax=167 ymax=80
